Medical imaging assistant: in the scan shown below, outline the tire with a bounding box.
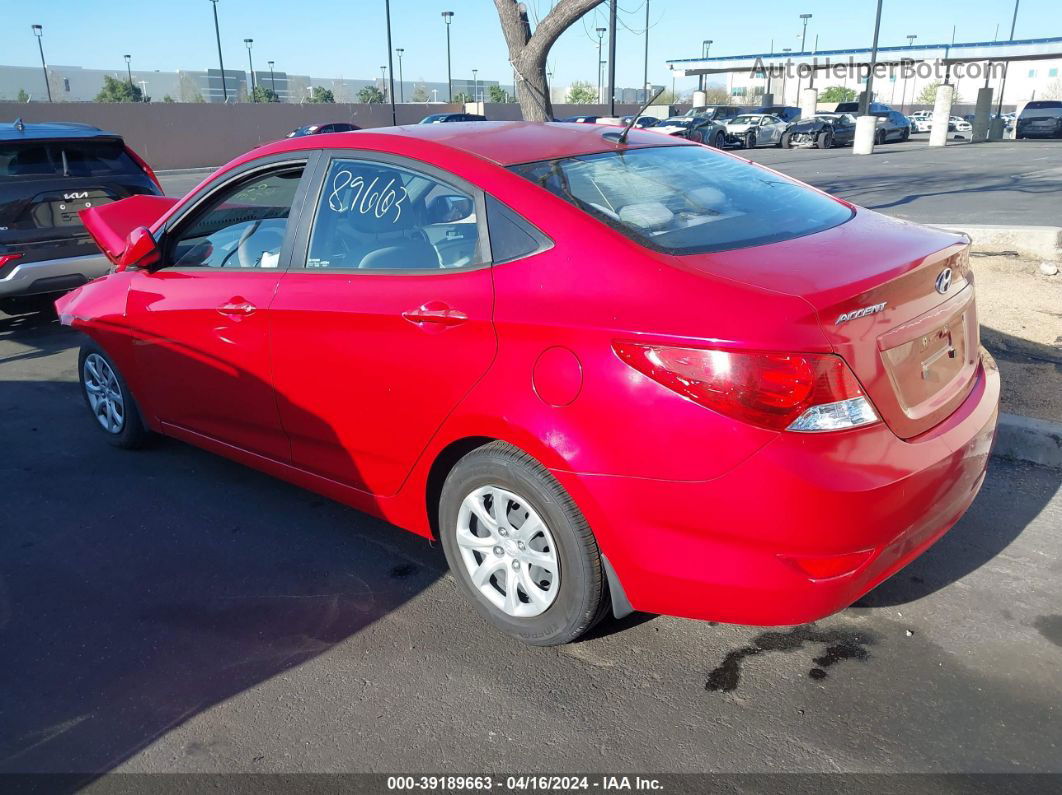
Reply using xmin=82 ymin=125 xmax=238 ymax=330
xmin=712 ymin=130 xmax=725 ymax=149
xmin=438 ymin=441 xmax=609 ymax=646
xmin=876 ymin=129 xmax=886 ymax=146
xmin=78 ymin=341 xmax=150 ymax=449
xmin=688 ymin=129 xmax=704 ymax=144
xmin=746 ymin=131 xmax=757 ymax=149
xmin=902 ymin=128 xmax=910 ymax=141
xmin=780 ymin=132 xmax=792 ymax=148
xmin=816 ymin=131 xmax=832 ymax=149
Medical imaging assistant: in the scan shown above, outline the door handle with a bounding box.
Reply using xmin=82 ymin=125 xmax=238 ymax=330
xmin=216 ymin=299 xmax=257 ymax=317
xmin=402 ymin=304 xmax=468 ymax=327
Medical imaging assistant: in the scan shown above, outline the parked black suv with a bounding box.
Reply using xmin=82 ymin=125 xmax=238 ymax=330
xmin=419 ymin=112 xmax=488 ymax=123
xmin=1 ymin=120 xmax=162 ymax=314
xmin=1016 ymin=101 xmax=1062 ymax=139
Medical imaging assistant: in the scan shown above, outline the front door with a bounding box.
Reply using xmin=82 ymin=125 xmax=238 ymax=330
xmin=126 ymin=161 xmax=308 ymax=460
xmin=269 ymin=154 xmax=496 ymax=496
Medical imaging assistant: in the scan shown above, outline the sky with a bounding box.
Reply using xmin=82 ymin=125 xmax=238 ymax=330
xmin=2 ymin=0 xmax=1055 ymax=91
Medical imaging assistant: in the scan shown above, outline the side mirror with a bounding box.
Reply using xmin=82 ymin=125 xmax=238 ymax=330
xmin=116 ymin=226 xmax=161 ymax=272
xmin=427 ymin=194 xmax=474 ymax=224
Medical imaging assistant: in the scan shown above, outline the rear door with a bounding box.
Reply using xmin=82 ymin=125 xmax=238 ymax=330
xmin=124 ymin=156 xmax=312 ymax=460
xmin=0 ymin=137 xmax=157 ymax=267
xmin=269 ymin=152 xmax=496 ymax=496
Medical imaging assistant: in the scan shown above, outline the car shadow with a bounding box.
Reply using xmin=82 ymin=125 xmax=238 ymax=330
xmin=0 ymin=323 xmax=447 ymax=784
xmin=0 ymin=306 xmax=79 ymax=365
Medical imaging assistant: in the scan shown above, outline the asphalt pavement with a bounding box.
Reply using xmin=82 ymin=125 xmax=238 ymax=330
xmin=1 ymin=311 xmax=1060 ymax=780
xmin=157 ymin=135 xmax=1062 ymax=227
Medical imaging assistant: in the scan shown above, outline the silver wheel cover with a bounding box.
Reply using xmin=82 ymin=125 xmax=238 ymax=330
xmin=455 ymin=485 xmax=560 ymax=618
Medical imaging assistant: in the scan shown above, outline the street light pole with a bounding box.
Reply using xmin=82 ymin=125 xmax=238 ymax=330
xmin=208 ymin=0 xmax=228 ymax=102
xmin=781 ymin=48 xmax=792 ymax=103
xmin=900 ymin=34 xmax=917 ymax=112
xmin=244 ymin=38 xmax=255 ymax=101
xmin=472 ymin=68 xmax=478 ymax=102
xmin=31 ymin=25 xmax=52 ymax=102
xmin=442 ymin=11 xmax=454 ymax=102
xmin=385 ymin=0 xmax=397 ymax=124
xmin=996 ymin=0 xmax=1020 ymax=115
xmin=642 ymin=0 xmax=650 ymax=104
xmin=124 ymin=55 xmax=133 ymax=91
xmin=268 ymin=60 xmax=276 ymax=97
xmin=607 ymin=0 xmax=617 ymax=115
xmin=796 ymin=13 xmax=812 ymax=98
xmin=862 ymin=0 xmax=884 ymax=115
xmin=700 ymin=40 xmax=711 ymax=92
xmin=396 ymin=49 xmax=405 ymax=103
xmin=596 ymin=27 xmax=606 ymax=104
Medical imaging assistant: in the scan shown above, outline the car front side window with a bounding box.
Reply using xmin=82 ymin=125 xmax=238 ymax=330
xmin=166 ymin=165 xmax=303 ymax=269
xmin=305 ymin=158 xmax=485 ymax=271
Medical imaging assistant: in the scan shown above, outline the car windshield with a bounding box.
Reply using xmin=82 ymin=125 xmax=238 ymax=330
xmin=730 ymin=115 xmax=761 ymax=125
xmin=509 ymin=145 xmax=853 ymax=255
xmin=421 ymin=114 xmax=450 ymax=123
xmin=661 ymin=118 xmax=691 ymax=127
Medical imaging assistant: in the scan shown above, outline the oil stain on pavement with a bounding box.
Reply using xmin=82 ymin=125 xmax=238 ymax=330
xmin=706 ymin=624 xmax=878 ymax=692
xmin=1033 ymin=615 xmax=1062 ymax=647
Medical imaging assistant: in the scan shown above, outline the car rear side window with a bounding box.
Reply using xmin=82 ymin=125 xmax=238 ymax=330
xmin=485 ymin=196 xmax=551 ymax=264
xmin=509 ymin=145 xmax=853 ymax=255
xmin=305 ymin=158 xmax=486 ymax=271
xmin=0 ymin=140 xmax=142 ymax=178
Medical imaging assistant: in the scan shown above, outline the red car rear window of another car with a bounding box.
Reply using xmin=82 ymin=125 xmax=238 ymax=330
xmin=509 ymin=146 xmax=853 ymax=255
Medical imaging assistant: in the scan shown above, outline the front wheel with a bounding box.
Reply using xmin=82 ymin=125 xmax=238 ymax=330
xmin=746 ymin=131 xmax=757 ymax=149
xmin=876 ymin=129 xmax=886 ymax=145
xmin=78 ymin=342 xmax=150 ymax=449
xmin=816 ymin=131 xmax=833 ymax=149
xmin=712 ymin=130 xmax=726 ymax=148
xmin=438 ymin=441 xmax=609 ymax=646
xmin=780 ymin=132 xmax=792 ymax=148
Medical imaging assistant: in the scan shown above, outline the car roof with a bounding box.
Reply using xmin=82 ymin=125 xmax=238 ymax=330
xmin=255 ymin=120 xmax=691 ymax=166
xmin=0 ymin=119 xmax=121 ymax=141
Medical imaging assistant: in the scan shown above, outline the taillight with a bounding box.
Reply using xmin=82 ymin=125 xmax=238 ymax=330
xmin=124 ymin=145 xmax=162 ymax=191
xmin=0 ymin=253 xmax=23 ymax=279
xmin=613 ymin=342 xmax=879 ymax=433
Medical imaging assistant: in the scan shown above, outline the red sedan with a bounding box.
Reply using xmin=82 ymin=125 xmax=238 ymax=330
xmin=57 ymin=122 xmax=999 ymax=645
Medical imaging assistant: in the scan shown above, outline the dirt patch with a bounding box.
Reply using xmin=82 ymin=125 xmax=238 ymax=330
xmin=973 ymin=253 xmax=1062 ymax=423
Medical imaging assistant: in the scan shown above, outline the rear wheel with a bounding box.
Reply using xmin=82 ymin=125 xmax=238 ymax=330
xmin=746 ymin=131 xmax=757 ymax=149
xmin=876 ymin=129 xmax=886 ymax=145
xmin=438 ymin=441 xmax=609 ymax=646
xmin=688 ymin=129 xmax=704 ymax=144
xmin=78 ymin=342 xmax=150 ymax=449
xmin=780 ymin=132 xmax=792 ymax=148
xmin=712 ymin=130 xmax=726 ymax=148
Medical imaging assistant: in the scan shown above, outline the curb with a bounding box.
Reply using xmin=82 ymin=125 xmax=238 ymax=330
xmin=994 ymin=413 xmax=1062 ymax=469
xmin=926 ymin=223 xmax=1062 ymax=261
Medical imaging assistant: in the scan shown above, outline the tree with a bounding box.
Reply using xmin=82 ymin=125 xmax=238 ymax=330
xmin=820 ymin=85 xmax=855 ymax=103
xmin=653 ymin=89 xmax=679 ymax=105
xmin=487 ymin=84 xmax=514 ymax=103
xmin=493 ymin=0 xmax=603 ymax=121
xmin=307 ymin=85 xmax=335 ymax=104
xmin=453 ymin=91 xmax=473 ymax=104
xmin=566 ymin=80 xmax=597 ymax=104
xmin=917 ymin=81 xmax=942 ymax=105
xmin=252 ymin=85 xmax=279 ymax=103
xmin=162 ymin=94 xmax=176 ymax=103
xmin=703 ymin=87 xmax=730 ymax=104
xmin=1043 ymin=78 xmax=1062 ymax=100
xmin=411 ymin=84 xmax=429 ymax=102
xmin=357 ymin=85 xmax=385 ymax=104
xmin=95 ymin=74 xmax=144 ymax=103
xmin=17 ymin=88 xmax=29 ymax=103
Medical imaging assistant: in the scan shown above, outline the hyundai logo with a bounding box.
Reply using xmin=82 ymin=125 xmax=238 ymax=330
xmin=935 ymin=267 xmax=953 ymax=294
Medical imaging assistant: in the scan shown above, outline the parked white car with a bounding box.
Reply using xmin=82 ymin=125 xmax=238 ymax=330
xmin=723 ymin=114 xmax=788 ymax=148
xmin=909 ymin=111 xmax=933 ymax=132
xmin=949 ymin=116 xmax=973 ymax=132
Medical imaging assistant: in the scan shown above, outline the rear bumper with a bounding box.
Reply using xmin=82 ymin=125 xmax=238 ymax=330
xmin=0 ymin=253 xmax=111 ymax=298
xmin=553 ymin=350 xmax=1000 ymax=626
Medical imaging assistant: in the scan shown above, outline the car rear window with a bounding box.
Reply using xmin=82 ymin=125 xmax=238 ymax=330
xmin=1020 ymin=102 xmax=1062 ymax=117
xmin=0 ymin=140 xmax=143 ymax=179
xmin=509 ymin=145 xmax=853 ymax=255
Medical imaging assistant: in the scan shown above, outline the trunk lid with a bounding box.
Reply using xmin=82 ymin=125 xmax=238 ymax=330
xmin=678 ymin=210 xmax=980 ymax=439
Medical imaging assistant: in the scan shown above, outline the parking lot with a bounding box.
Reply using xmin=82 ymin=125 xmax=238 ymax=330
xmin=2 ymin=286 xmax=1061 ymax=779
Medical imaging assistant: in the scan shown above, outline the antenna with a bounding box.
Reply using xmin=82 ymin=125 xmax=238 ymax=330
xmin=604 ymin=87 xmax=665 ymax=145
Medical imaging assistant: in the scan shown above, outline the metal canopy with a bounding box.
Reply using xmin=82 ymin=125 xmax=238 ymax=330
xmin=668 ymin=36 xmax=1062 ymax=76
